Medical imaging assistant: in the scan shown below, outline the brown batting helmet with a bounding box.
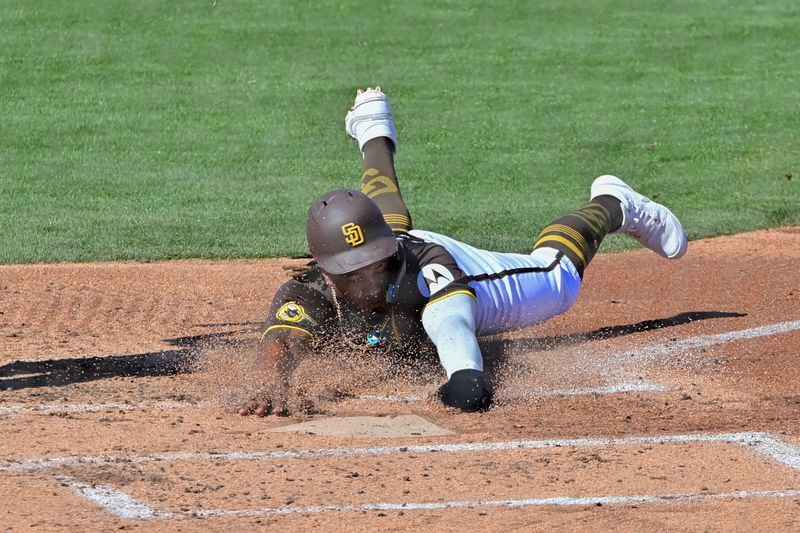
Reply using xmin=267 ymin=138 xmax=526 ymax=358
xmin=306 ymin=189 xmax=398 ymax=274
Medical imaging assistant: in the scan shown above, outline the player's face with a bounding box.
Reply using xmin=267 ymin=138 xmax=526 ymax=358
xmin=326 ymin=258 xmax=395 ymax=311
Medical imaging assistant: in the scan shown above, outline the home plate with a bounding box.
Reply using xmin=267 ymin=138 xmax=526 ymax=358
xmin=268 ymin=415 xmax=455 ymax=438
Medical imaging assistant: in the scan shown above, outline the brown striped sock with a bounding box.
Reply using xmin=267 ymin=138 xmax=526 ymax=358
xmin=360 ymin=137 xmax=412 ymax=232
xmin=533 ymin=196 xmax=622 ymax=277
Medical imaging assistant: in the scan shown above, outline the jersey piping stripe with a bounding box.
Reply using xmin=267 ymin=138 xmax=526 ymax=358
xmin=455 ymin=252 xmax=565 ymax=284
xmin=424 ymin=289 xmax=477 ymax=310
xmin=261 ymin=324 xmax=313 ymax=340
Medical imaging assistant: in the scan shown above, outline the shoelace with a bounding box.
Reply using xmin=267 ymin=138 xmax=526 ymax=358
xmin=627 ymin=207 xmax=663 ymax=239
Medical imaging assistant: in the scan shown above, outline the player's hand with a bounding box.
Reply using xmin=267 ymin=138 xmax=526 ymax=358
xmin=436 ymin=369 xmax=494 ymax=412
xmin=237 ymin=397 xmax=289 ymax=417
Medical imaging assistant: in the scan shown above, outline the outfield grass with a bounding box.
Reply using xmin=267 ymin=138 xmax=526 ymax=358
xmin=1 ymin=0 xmax=797 ymax=263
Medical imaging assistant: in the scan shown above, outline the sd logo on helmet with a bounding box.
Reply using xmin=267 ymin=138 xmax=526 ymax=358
xmin=306 ymin=189 xmax=398 ymax=275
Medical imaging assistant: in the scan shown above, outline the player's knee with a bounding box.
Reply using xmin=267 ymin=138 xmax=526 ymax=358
xmin=437 ymin=369 xmax=493 ymax=412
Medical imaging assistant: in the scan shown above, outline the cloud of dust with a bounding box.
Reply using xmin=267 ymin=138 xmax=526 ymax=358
xmin=189 ymin=336 xmax=446 ymax=414
xmin=185 ymin=327 xmax=705 ymax=412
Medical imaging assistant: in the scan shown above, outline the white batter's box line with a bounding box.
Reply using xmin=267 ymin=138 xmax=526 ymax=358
xmin=0 ymin=385 xmax=668 ymax=417
xmin=619 ymin=319 xmax=800 ymax=360
xmin=58 ymin=476 xmax=172 ymax=520
xmin=40 ymin=433 xmax=800 ymax=521
xmin=6 ymin=431 xmax=800 ymax=474
xmin=0 ymin=401 xmax=198 ymax=416
xmin=184 ymin=488 xmax=800 ymax=517
xmin=518 ymin=382 xmax=669 ymax=397
xmin=57 ymin=471 xmax=800 ymax=521
xmin=0 ymin=381 xmax=669 ymax=417
xmin=355 ymin=382 xmax=669 ymax=403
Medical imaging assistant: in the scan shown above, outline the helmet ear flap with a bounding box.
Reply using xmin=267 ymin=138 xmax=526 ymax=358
xmin=307 ymin=189 xmax=397 ymax=275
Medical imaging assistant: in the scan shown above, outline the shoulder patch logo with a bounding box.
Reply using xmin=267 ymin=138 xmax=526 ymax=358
xmin=341 ymin=223 xmax=365 ymax=247
xmin=276 ymin=302 xmax=313 ymax=324
xmin=418 ymin=264 xmax=455 ymax=297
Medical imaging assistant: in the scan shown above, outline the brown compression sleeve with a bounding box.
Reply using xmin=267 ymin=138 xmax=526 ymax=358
xmin=360 ymin=137 xmax=412 ymax=232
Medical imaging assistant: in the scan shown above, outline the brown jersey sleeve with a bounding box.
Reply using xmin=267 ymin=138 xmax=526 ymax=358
xmin=262 ymin=278 xmax=336 ymax=342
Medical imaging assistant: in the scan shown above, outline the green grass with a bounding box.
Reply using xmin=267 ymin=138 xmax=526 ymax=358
xmin=1 ymin=0 xmax=797 ymax=263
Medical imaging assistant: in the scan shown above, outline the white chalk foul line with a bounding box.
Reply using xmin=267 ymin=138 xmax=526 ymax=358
xmin=7 ymin=431 xmax=800 ymax=473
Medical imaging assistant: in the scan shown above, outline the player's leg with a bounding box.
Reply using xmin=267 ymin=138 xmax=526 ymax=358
xmin=361 ymin=138 xmax=412 ymax=232
xmin=534 ymin=175 xmax=688 ymax=277
xmin=532 ymin=195 xmax=622 ymax=278
xmin=465 ymin=175 xmax=687 ymax=335
xmin=346 ymin=87 xmax=412 ymax=233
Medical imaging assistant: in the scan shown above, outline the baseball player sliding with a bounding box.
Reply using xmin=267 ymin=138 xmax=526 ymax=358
xmin=240 ymin=87 xmax=687 ymax=415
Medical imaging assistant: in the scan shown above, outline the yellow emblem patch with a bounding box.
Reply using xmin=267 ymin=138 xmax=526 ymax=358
xmin=276 ymin=302 xmax=307 ymax=323
xmin=341 ymin=223 xmax=365 ymax=247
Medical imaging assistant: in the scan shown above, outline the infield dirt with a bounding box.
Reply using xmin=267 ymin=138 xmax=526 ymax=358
xmin=1 ymin=227 xmax=799 ymax=531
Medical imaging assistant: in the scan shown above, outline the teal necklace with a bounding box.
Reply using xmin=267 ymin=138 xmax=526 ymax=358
xmin=329 ymin=283 xmax=391 ymax=347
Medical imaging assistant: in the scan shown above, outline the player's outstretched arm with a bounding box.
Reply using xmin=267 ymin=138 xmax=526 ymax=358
xmin=238 ymin=328 xmax=310 ymax=416
xmin=421 ymin=293 xmax=493 ymax=412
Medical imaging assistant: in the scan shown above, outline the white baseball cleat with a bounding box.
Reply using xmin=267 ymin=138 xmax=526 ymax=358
xmin=345 ymin=86 xmax=398 ymax=153
xmin=591 ymin=175 xmax=688 ymax=259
